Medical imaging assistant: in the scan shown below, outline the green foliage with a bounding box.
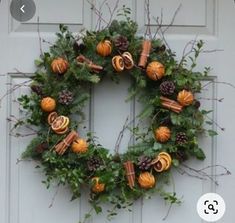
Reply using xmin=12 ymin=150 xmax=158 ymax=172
xmin=17 ymin=13 xmax=214 ymax=222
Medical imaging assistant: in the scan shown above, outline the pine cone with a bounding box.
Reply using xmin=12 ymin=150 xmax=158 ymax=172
xmin=161 ymin=116 xmax=172 ymax=126
xmin=194 ymin=100 xmax=201 ymax=109
xmin=176 ymin=132 xmax=188 ymax=145
xmin=155 ymin=44 xmax=166 ymax=53
xmin=137 ymin=155 xmax=152 ymax=171
xmin=87 ymin=157 xmax=103 ymax=172
xmin=58 ymin=90 xmax=73 ymax=105
xmin=114 ymin=36 xmax=129 ymax=51
xmin=160 ymin=81 xmax=175 ymax=96
xmin=35 ymin=142 xmax=49 ymax=154
xmin=31 ymin=85 xmax=43 ymax=96
xmin=175 ymin=149 xmax=188 ymax=162
xmin=73 ymin=40 xmax=86 ymax=54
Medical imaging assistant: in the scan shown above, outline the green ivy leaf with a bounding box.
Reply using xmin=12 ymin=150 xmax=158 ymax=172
xmin=194 ymin=148 xmax=206 ymax=160
xmin=208 ymin=129 xmax=218 ymax=137
xmin=172 ymin=159 xmax=179 ymax=167
xmin=153 ymin=142 xmax=162 ymax=151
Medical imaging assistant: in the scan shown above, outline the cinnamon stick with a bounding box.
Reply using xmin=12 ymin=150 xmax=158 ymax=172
xmin=55 ymin=130 xmax=78 ymax=155
xmin=138 ymin=40 xmax=152 ymax=68
xmin=160 ymin=96 xmax=183 ymax=113
xmin=161 ymin=102 xmax=182 ymax=113
xmin=76 ymin=55 xmax=103 ymax=72
xmin=123 ymin=161 xmax=135 ymax=189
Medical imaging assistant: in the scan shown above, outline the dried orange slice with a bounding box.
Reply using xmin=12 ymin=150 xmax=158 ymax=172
xmin=152 ymin=157 xmax=167 ymax=172
xmin=112 ymin=55 xmax=124 ymax=72
xmin=158 ymin=152 xmax=172 ymax=170
xmin=51 ymin=116 xmax=67 ymax=131
xmin=54 ymin=127 xmax=68 ymax=135
xmin=122 ymin=52 xmax=134 ymax=70
xmin=60 ymin=116 xmax=70 ymax=129
xmin=47 ymin=112 xmax=58 ymax=125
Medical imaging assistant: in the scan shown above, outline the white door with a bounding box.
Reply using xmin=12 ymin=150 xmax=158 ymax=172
xmin=1 ymin=0 xmax=235 ymax=223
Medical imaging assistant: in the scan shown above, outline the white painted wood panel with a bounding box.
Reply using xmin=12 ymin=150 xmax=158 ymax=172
xmin=136 ymin=0 xmax=216 ymax=35
xmin=148 ymin=0 xmax=206 ymax=26
xmin=29 ymin=0 xmax=84 ymax=24
xmin=10 ymin=0 xmax=92 ymax=32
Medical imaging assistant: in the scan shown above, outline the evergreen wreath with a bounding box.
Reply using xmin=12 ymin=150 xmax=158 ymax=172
xmin=17 ymin=8 xmax=217 ymax=221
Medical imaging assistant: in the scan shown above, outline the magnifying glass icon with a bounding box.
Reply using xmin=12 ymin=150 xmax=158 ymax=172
xmin=208 ymin=204 xmax=215 ymax=211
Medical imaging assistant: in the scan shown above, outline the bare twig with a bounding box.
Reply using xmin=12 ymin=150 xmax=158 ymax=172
xmin=114 ymin=117 xmax=129 ymax=154
xmin=178 ymin=37 xmax=198 ymax=67
xmin=42 ymin=39 xmax=53 ymax=46
xmin=49 ymin=185 xmax=60 ymax=208
xmin=144 ymin=0 xmax=152 ymax=38
xmin=163 ymin=203 xmax=172 ymax=221
xmin=152 ymin=4 xmax=181 ymax=50
xmin=153 ymin=9 xmax=163 ymax=39
xmin=0 ymin=78 xmax=31 ymax=108
xmin=105 ymin=0 xmax=120 ymax=28
xmin=205 ymin=115 xmax=225 ymax=131
xmin=7 ymin=115 xmax=39 ymax=137
xmin=162 ymin=173 xmax=176 ymax=220
xmin=37 ymin=17 xmax=43 ymax=56
xmin=198 ymin=97 xmax=224 ymax=102
xmin=202 ymin=81 xmax=235 ymax=90
xmin=153 ymin=15 xmax=171 ymax=50
xmin=202 ymin=49 xmax=224 ymax=53
xmin=177 ymin=164 xmax=231 ymax=186
xmin=162 ymin=4 xmax=182 ymax=34
xmin=86 ymin=0 xmax=109 ymax=30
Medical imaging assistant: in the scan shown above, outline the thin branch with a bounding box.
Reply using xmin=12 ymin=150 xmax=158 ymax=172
xmin=7 ymin=115 xmax=39 ymax=137
xmin=162 ymin=203 xmax=172 ymax=221
xmin=162 ymin=173 xmax=176 ymax=220
xmin=202 ymin=49 xmax=224 ymax=53
xmin=152 ymin=13 xmax=171 ymax=50
xmin=177 ymin=164 xmax=231 ymax=186
xmin=162 ymin=4 xmax=182 ymax=34
xmin=144 ymin=0 xmax=152 ymax=38
xmin=86 ymin=0 xmax=109 ymax=31
xmin=206 ymin=115 xmax=225 ymax=131
xmin=49 ymin=185 xmax=60 ymax=208
xmin=16 ymin=158 xmax=35 ymax=164
xmin=114 ymin=117 xmax=129 ymax=154
xmin=154 ymin=9 xmax=164 ymax=39
xmin=105 ymin=0 xmax=120 ymax=28
xmin=178 ymin=37 xmax=198 ymax=67
xmin=37 ymin=17 xmax=43 ymax=56
xmin=0 ymin=78 xmax=31 ymax=108
xmin=198 ymin=97 xmax=224 ymax=102
xmin=152 ymin=3 xmax=181 ymax=48
xmin=202 ymin=81 xmax=235 ymax=90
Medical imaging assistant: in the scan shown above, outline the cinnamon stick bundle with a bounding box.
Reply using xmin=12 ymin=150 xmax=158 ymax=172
xmin=54 ymin=130 xmax=78 ymax=155
xmin=138 ymin=40 xmax=152 ymax=68
xmin=160 ymin=96 xmax=183 ymax=113
xmin=123 ymin=161 xmax=135 ymax=189
xmin=76 ymin=55 xmax=103 ymax=73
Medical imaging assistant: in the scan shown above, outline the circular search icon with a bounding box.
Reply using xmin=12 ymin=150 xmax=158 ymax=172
xmin=197 ymin=193 xmax=225 ymax=222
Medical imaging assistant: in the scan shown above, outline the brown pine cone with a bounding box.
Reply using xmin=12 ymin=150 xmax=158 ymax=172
xmin=175 ymin=149 xmax=188 ymax=162
xmin=87 ymin=157 xmax=103 ymax=172
xmin=114 ymin=36 xmax=129 ymax=51
xmin=137 ymin=155 xmax=152 ymax=171
xmin=35 ymin=142 xmax=49 ymax=154
xmin=31 ymin=85 xmax=43 ymax=96
xmin=58 ymin=90 xmax=73 ymax=105
xmin=176 ymin=132 xmax=188 ymax=145
xmin=160 ymin=81 xmax=175 ymax=96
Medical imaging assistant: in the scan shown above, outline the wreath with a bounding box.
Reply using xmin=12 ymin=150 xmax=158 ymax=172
xmin=18 ymin=13 xmax=215 ymax=221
